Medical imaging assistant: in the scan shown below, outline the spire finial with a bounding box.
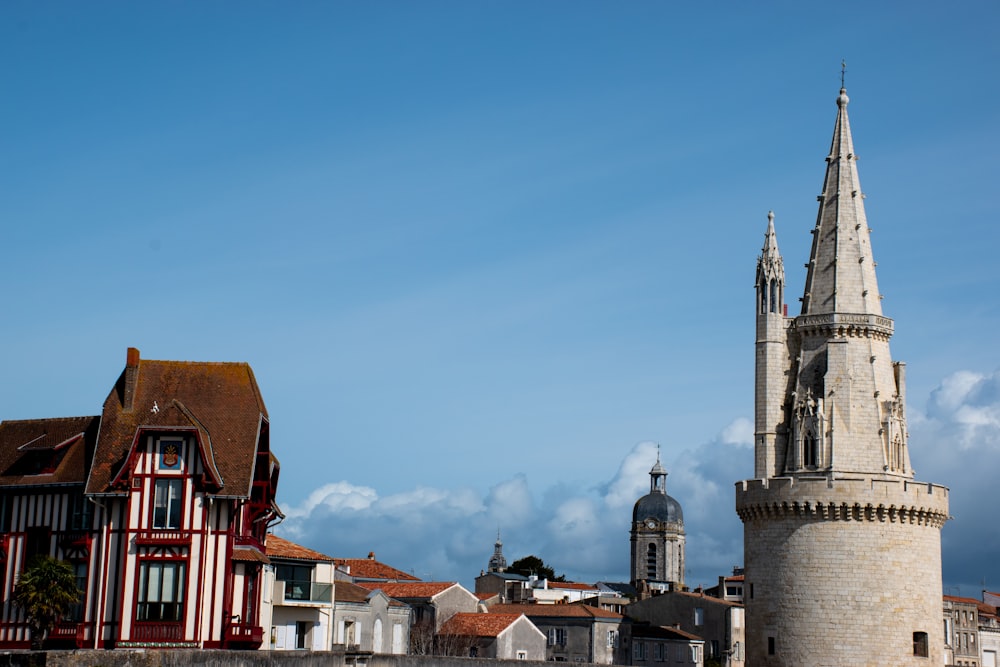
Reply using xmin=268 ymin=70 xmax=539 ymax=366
xmin=841 ymin=59 xmax=847 ymax=89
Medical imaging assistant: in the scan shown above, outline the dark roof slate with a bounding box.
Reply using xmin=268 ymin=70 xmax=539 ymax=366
xmin=0 ymin=416 xmax=99 ymax=487
xmin=86 ymin=350 xmax=268 ymax=497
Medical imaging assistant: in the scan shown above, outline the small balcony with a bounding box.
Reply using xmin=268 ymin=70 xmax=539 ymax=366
xmin=225 ymin=622 xmax=264 ymax=649
xmin=48 ymin=621 xmax=92 ymax=648
xmin=134 ymin=530 xmax=191 ymax=547
xmin=273 ymin=579 xmax=333 ymax=605
xmin=129 ymin=621 xmax=184 ymax=643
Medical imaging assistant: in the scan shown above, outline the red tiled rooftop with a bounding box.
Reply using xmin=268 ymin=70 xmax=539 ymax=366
xmin=267 ymin=534 xmax=334 ymax=562
xmin=0 ymin=416 xmax=99 ymax=487
xmin=440 ymin=613 xmax=522 ymax=638
xmin=334 ymin=557 xmax=419 ymax=581
xmin=546 ymin=581 xmax=598 ymax=591
xmin=357 ymin=581 xmax=457 ymax=599
xmin=489 ymin=603 xmax=623 ymax=620
xmin=944 ymin=594 xmax=981 ymax=606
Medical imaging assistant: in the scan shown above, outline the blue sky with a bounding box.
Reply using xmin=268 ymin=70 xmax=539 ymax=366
xmin=2 ymin=2 xmax=998 ymax=595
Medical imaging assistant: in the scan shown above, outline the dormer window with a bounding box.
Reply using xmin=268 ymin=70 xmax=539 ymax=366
xmin=153 ymin=479 xmax=183 ymax=529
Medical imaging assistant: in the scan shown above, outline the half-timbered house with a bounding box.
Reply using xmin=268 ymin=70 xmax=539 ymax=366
xmin=0 ymin=348 xmax=281 ymax=650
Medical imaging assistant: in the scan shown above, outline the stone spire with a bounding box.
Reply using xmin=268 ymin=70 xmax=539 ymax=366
xmin=757 ymin=210 xmax=785 ymax=316
xmin=800 ymin=88 xmax=883 ymax=316
xmin=786 ymin=87 xmax=908 ymax=477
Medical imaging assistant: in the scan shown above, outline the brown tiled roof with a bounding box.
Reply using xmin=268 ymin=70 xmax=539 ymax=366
xmin=944 ymin=594 xmax=981 ymax=605
xmin=489 ymin=603 xmax=623 ymax=620
xmin=86 ymin=349 xmax=269 ymax=497
xmin=632 ymin=624 xmax=703 ymax=641
xmin=546 ymin=581 xmax=598 ymax=591
xmin=266 ymin=534 xmax=335 ymax=562
xmin=333 ymin=557 xmax=419 ymax=581
xmin=671 ymin=590 xmax=742 ymax=607
xmin=0 ymin=416 xmax=99 ymax=487
xmin=232 ymin=546 xmax=270 ymax=563
xmin=439 ymin=613 xmax=522 ymax=638
xmin=335 ymin=581 xmax=408 ymax=607
xmin=977 ymin=601 xmax=998 ymax=618
xmin=356 ymin=581 xmax=457 ymax=600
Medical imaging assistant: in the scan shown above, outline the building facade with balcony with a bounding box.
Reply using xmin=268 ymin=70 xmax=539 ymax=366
xmin=262 ymin=534 xmax=335 ymax=651
xmin=0 ymin=348 xmax=280 ymax=650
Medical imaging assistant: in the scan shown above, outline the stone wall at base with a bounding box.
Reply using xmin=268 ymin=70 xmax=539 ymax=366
xmin=0 ymin=652 xmax=555 ymax=667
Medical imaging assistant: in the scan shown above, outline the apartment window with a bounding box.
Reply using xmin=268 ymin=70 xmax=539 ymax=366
xmin=276 ymin=563 xmax=313 ymax=600
xmin=516 ymin=650 xmax=527 ymax=660
xmin=768 ymin=636 xmax=776 ymax=655
xmin=913 ymin=631 xmax=929 ymax=657
xmin=548 ymin=628 xmax=567 ymax=646
xmin=153 ymin=478 xmax=183 ymax=529
xmin=65 ymin=562 xmax=88 ymax=621
xmin=710 ymin=639 xmax=719 ymax=657
xmin=633 ymin=641 xmax=646 ymax=660
xmin=694 ymin=607 xmax=704 ymax=626
xmin=68 ymin=492 xmax=93 ymax=531
xmin=296 ymin=621 xmax=309 ymax=649
xmin=607 ymin=630 xmax=619 ymax=648
xmin=137 ymin=561 xmax=185 ymax=621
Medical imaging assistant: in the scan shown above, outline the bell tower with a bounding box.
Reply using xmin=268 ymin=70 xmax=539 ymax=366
xmin=736 ymin=85 xmax=950 ymax=666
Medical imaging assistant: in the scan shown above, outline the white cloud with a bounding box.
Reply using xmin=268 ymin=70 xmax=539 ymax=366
xmin=275 ymin=428 xmax=751 ymax=588
xmin=273 ymin=384 xmax=997 ymax=597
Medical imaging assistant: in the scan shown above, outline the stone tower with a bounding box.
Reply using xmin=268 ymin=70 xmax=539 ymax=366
xmin=631 ymin=452 xmax=685 ymax=593
xmin=735 ymin=86 xmax=950 ymax=666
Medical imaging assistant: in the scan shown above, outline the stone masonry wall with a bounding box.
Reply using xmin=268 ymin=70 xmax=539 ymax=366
xmin=737 ymin=476 xmax=948 ymax=667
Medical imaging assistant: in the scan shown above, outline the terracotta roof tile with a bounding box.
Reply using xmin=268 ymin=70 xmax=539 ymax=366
xmin=944 ymin=594 xmax=981 ymax=605
xmin=356 ymin=581 xmax=456 ymax=600
xmin=232 ymin=546 xmax=270 ymax=563
xmin=0 ymin=416 xmax=99 ymax=487
xmin=546 ymin=581 xmax=598 ymax=591
xmin=87 ymin=349 xmax=270 ymax=497
xmin=440 ymin=613 xmax=522 ymax=638
xmin=489 ymin=603 xmax=623 ymax=620
xmin=266 ymin=534 xmax=334 ymax=562
xmin=334 ymin=557 xmax=419 ymax=581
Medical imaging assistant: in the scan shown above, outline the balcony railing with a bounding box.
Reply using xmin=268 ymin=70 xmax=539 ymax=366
xmin=134 ymin=530 xmax=191 ymax=546
xmin=48 ymin=621 xmax=92 ymax=648
xmin=225 ymin=622 xmax=264 ymax=648
xmin=130 ymin=622 xmax=184 ymax=643
xmin=276 ymin=579 xmax=333 ymax=603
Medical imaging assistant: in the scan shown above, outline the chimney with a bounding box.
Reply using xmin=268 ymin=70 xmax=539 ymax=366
xmin=123 ymin=347 xmax=140 ymax=412
xmin=368 ymin=551 xmax=375 ymax=560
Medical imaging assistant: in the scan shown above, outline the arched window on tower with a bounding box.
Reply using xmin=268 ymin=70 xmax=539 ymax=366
xmin=646 ymin=543 xmax=657 ymax=579
xmin=770 ymin=280 xmax=779 ymax=314
xmin=804 ymin=431 xmax=819 ymax=468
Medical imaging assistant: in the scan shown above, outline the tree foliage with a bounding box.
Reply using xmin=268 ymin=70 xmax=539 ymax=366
xmin=12 ymin=556 xmax=82 ymax=649
xmin=505 ymin=555 xmax=565 ymax=582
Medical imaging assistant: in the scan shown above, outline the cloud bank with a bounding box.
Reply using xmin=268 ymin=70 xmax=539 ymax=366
xmin=277 ymin=372 xmax=999 ymax=598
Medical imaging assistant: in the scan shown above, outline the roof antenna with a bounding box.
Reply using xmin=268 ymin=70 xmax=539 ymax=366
xmin=841 ymin=59 xmax=847 ymax=88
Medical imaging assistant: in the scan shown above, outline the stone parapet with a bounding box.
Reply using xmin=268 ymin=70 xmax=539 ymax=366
xmin=735 ymin=475 xmax=949 ymax=527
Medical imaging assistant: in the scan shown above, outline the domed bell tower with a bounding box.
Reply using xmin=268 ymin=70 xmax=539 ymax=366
xmin=630 ymin=451 xmax=685 ymax=593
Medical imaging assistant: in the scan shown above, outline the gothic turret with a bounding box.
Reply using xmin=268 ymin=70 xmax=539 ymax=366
xmin=755 ymin=211 xmax=792 ymax=478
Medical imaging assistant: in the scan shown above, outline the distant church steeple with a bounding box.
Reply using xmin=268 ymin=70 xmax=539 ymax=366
xmin=487 ymin=530 xmax=507 ymax=573
xmin=630 ymin=448 xmax=684 ymax=593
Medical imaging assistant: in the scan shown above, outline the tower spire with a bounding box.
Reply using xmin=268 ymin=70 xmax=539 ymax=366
xmin=800 ymin=85 xmax=883 ymax=317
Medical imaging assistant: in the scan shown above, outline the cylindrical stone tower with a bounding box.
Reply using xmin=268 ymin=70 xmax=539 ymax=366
xmin=735 ymin=86 xmax=950 ymax=667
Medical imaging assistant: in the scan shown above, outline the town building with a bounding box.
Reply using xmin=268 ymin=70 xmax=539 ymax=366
xmin=489 ymin=602 xmax=629 ymax=664
xmin=944 ymin=595 xmax=981 ymax=666
xmin=735 ymin=85 xmax=951 ymax=665
xmin=704 ymin=567 xmax=743 ymax=604
xmin=332 ymin=581 xmax=411 ymax=656
xmin=475 ymin=570 xmax=531 ymax=603
xmin=630 ymin=623 xmax=704 ymax=667
xmin=261 ymin=534 xmax=335 ymax=651
xmin=626 ymin=590 xmax=744 ymax=667
xmin=0 ymin=348 xmax=280 ymax=650
xmin=355 ymin=580 xmax=479 ymax=655
xmin=631 ymin=452 xmax=684 ymax=594
xmin=979 ymin=593 xmax=1000 ymax=667
xmin=437 ymin=612 xmax=546 ymax=659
